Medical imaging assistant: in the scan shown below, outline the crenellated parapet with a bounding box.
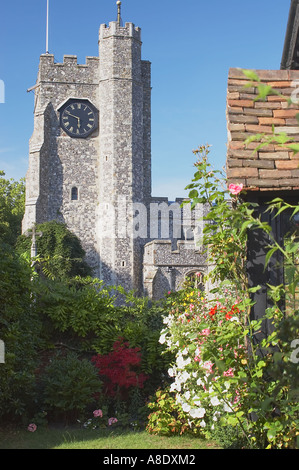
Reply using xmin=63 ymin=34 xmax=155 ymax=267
xmin=38 ymin=54 xmax=99 ymax=83
xmin=99 ymin=21 xmax=141 ymax=42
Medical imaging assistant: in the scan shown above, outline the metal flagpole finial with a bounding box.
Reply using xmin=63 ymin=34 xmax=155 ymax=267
xmin=46 ymin=0 xmax=49 ymax=53
xmin=116 ymin=1 xmax=122 ymax=26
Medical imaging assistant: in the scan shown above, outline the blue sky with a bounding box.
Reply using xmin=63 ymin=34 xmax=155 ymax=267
xmin=0 ymin=0 xmax=290 ymax=200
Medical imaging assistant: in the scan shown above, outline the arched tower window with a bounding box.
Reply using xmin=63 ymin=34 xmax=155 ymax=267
xmin=71 ymin=187 xmax=78 ymax=201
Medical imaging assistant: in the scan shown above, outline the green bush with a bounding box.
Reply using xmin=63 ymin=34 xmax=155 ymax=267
xmin=0 ymin=242 xmax=42 ymax=422
xmin=42 ymin=352 xmax=101 ymax=423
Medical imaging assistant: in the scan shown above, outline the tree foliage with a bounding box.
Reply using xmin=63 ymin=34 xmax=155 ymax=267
xmin=0 ymin=242 xmax=42 ymax=421
xmin=0 ymin=171 xmax=25 ymax=246
xmin=17 ymin=220 xmax=92 ymax=279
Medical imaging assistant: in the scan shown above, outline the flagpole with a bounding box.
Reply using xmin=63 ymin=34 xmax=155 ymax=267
xmin=46 ymin=0 xmax=49 ymax=53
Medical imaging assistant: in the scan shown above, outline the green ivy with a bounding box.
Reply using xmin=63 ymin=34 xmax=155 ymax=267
xmin=16 ymin=220 xmax=92 ymax=279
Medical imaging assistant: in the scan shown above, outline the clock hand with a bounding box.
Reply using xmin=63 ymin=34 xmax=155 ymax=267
xmin=67 ymin=112 xmax=80 ymax=121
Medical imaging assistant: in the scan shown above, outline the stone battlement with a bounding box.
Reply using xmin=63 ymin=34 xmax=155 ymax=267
xmin=99 ymin=21 xmax=141 ymax=41
xmin=40 ymin=54 xmax=99 ymax=68
xmin=144 ymin=239 xmax=204 ymax=267
xmin=38 ymin=54 xmax=99 ymax=87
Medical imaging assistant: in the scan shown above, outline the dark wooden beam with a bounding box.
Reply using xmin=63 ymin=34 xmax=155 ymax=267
xmin=281 ymin=0 xmax=299 ymax=70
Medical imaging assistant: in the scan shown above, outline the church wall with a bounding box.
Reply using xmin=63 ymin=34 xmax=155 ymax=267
xmin=143 ymin=240 xmax=207 ymax=300
xmin=23 ymin=54 xmax=101 ymax=270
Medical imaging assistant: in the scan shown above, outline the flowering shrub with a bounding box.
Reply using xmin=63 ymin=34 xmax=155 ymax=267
xmin=156 ymin=287 xmax=246 ymax=435
xmin=78 ymin=408 xmax=119 ymax=430
xmin=155 ymin=281 xmax=299 ymax=448
xmin=147 ymin=388 xmax=203 ymax=436
xmin=148 ymin=146 xmax=299 ymax=448
xmin=92 ymin=338 xmax=148 ymax=399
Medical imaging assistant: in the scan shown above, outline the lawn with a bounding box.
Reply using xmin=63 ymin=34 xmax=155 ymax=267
xmin=0 ymin=426 xmax=221 ymax=450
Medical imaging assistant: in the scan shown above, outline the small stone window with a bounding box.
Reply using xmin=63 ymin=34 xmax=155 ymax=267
xmin=71 ymin=187 xmax=78 ymax=201
xmin=185 ymin=271 xmax=204 ymax=291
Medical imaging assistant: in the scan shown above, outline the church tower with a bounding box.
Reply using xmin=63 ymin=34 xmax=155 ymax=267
xmin=22 ymin=2 xmax=151 ymax=293
xmin=97 ymin=13 xmax=151 ymax=293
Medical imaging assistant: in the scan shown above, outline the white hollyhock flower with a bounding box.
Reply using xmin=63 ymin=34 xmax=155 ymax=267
xmin=210 ymin=395 xmax=221 ymax=406
xmin=176 ymin=354 xmax=185 ymax=368
xmin=177 ymin=354 xmax=192 ymax=369
xmin=179 ymin=370 xmax=190 ymax=383
xmin=182 ymin=403 xmax=191 ymax=413
xmin=196 ymin=378 xmax=205 ymax=387
xmin=159 ymin=333 xmax=166 ymax=344
xmin=189 ymin=407 xmax=205 ymax=418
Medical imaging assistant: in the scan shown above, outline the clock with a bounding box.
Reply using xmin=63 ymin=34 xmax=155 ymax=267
xmin=59 ymin=98 xmax=98 ymax=138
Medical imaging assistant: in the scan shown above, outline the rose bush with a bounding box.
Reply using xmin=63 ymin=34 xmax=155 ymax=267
xmin=153 ymin=286 xmax=250 ymax=441
xmin=147 ymin=146 xmax=299 ymax=449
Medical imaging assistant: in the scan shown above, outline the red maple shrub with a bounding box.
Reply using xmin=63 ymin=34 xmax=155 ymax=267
xmin=92 ymin=338 xmax=148 ymax=399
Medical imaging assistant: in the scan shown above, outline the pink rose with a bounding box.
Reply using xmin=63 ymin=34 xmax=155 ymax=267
xmin=108 ymin=417 xmax=118 ymax=426
xmin=93 ymin=409 xmax=103 ymax=418
xmin=229 ymin=183 xmax=243 ymax=195
xmin=27 ymin=423 xmax=37 ymax=432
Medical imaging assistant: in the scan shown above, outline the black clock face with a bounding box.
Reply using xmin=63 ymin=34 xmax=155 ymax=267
xmin=60 ymin=99 xmax=98 ymax=138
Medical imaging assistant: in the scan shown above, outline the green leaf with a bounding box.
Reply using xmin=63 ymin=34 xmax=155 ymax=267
xmin=256 ymin=84 xmax=274 ymax=101
xmin=240 ymin=219 xmax=254 ymax=235
xmin=265 ymin=246 xmax=278 ymax=267
xmin=267 ymin=428 xmax=277 ymax=440
xmin=248 ymin=285 xmax=261 ymax=293
xmin=287 ymin=143 xmax=299 ymax=155
xmin=291 ymin=206 xmax=299 ymax=217
xmin=274 ymin=132 xmax=290 ymax=145
xmin=242 ymin=69 xmax=261 ymax=82
xmin=261 ymin=397 xmax=273 ymax=411
xmin=188 ymin=189 xmax=199 ymax=199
